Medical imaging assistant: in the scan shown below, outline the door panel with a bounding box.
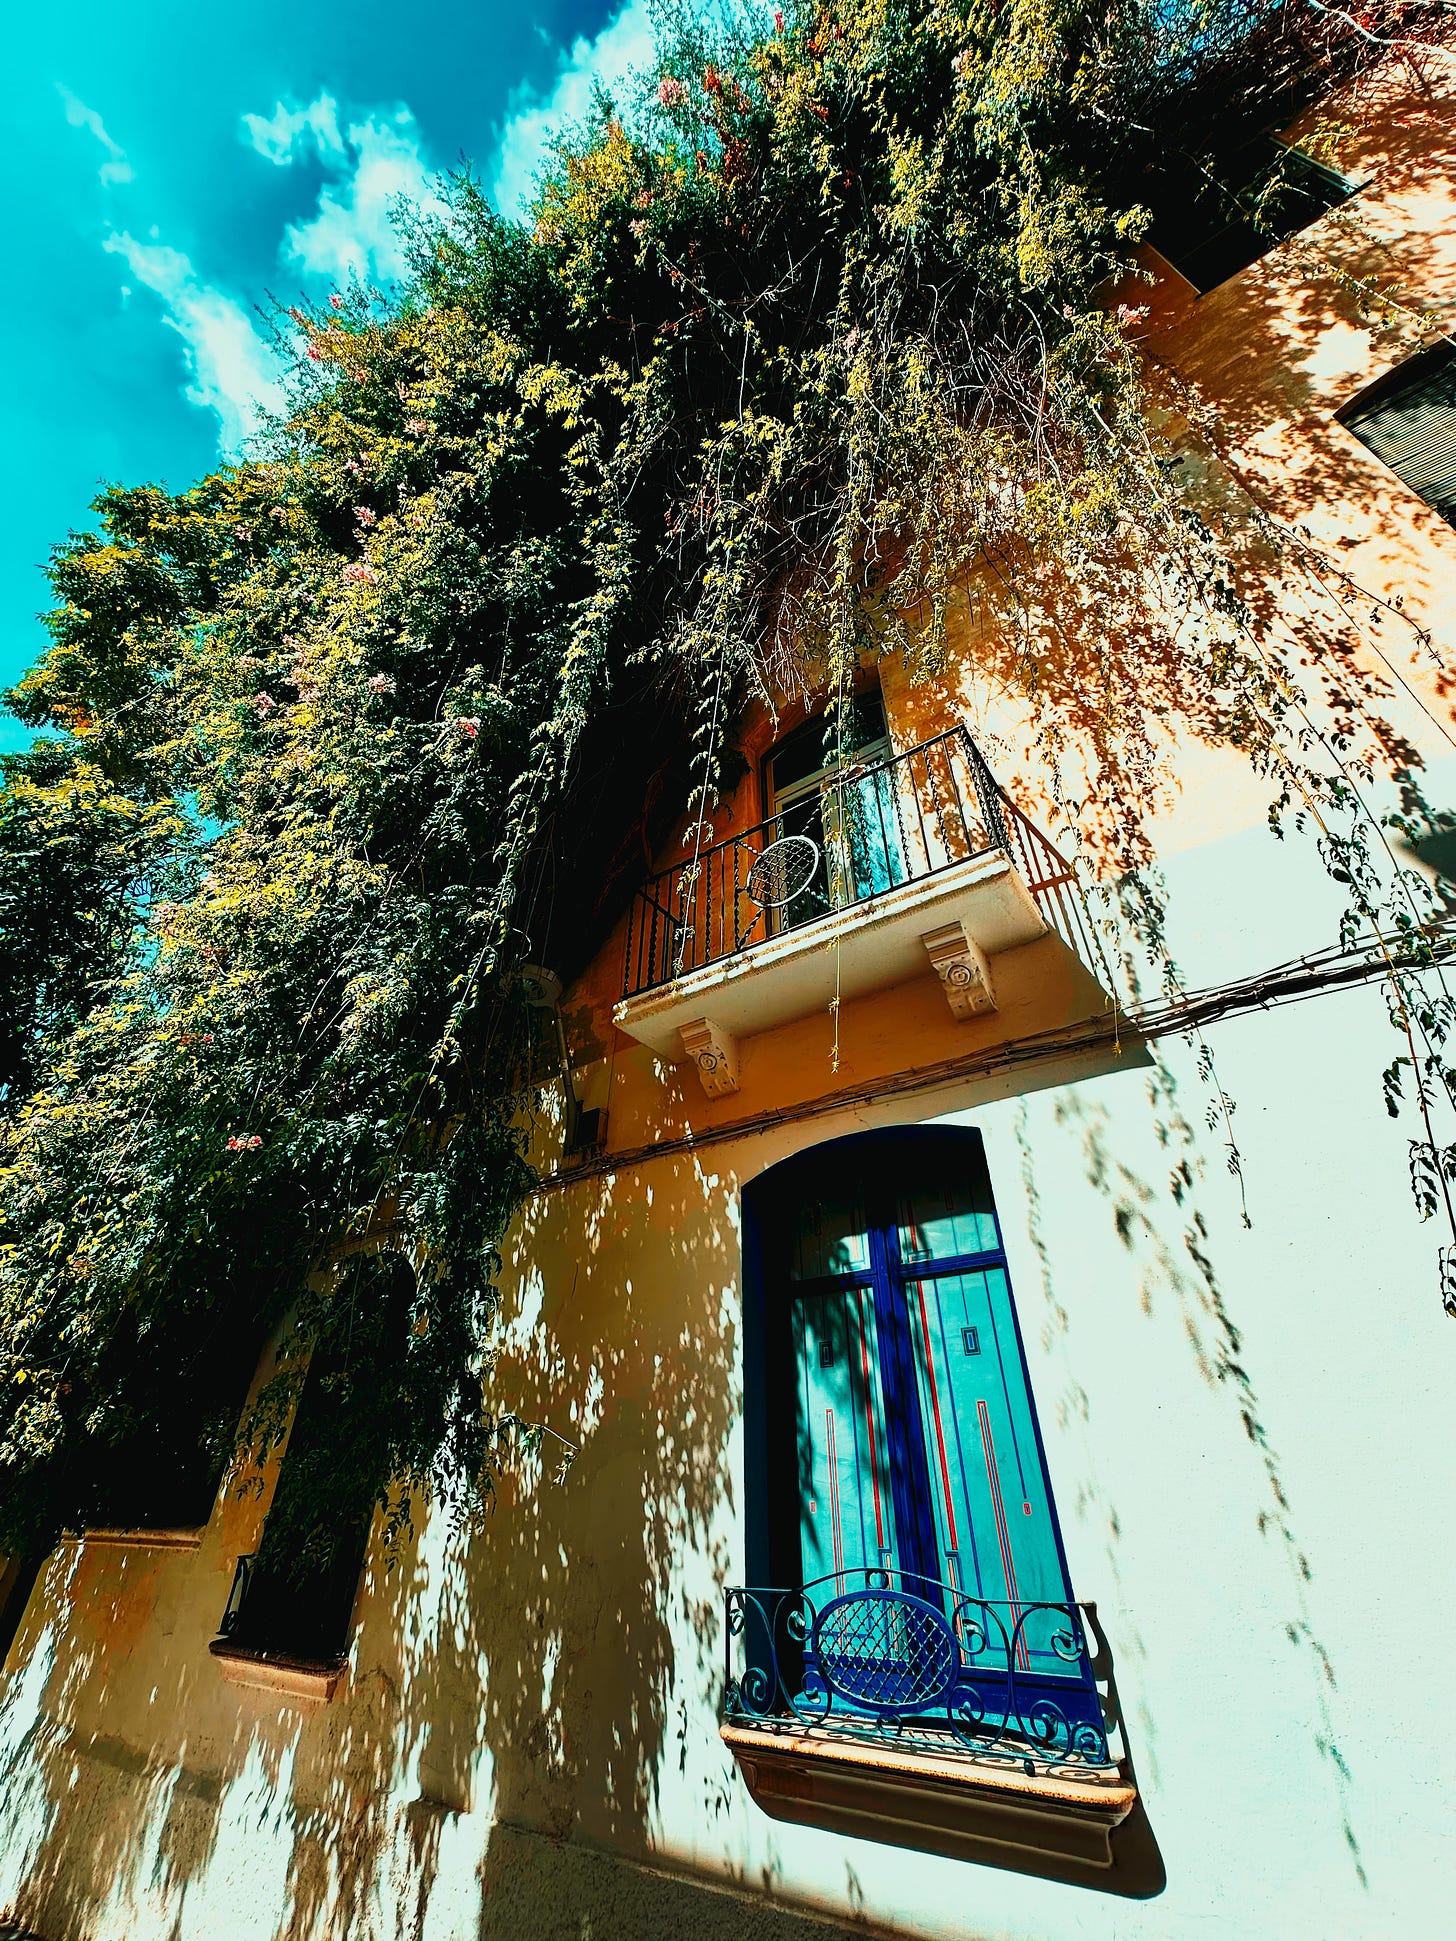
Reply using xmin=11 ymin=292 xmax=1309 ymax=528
xmin=792 ymin=1284 xmax=901 ymax=1583
xmin=906 ymin=1267 xmax=1078 ymax=1677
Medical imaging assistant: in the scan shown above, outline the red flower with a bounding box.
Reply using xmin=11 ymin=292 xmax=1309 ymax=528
xmin=774 ymin=9 xmax=784 ymax=31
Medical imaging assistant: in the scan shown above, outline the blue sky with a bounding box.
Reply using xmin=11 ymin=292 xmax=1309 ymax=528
xmin=1 ymin=0 xmax=660 ymax=752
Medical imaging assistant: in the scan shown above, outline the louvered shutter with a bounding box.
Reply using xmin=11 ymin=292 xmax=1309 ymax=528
xmin=1342 ymin=348 xmax=1456 ymax=523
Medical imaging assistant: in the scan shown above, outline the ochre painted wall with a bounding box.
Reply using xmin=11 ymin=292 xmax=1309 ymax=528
xmin=4 ymin=48 xmax=1456 ymax=1941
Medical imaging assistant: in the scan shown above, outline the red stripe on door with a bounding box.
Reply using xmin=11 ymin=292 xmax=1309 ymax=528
xmin=826 ymin=1407 xmax=845 ymax=1581
xmin=977 ymin=1398 xmax=1029 ymax=1670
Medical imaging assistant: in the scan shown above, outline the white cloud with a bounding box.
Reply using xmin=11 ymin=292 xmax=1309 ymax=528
xmin=240 ymin=92 xmax=443 ymax=288
xmin=102 ymin=233 xmax=286 ymax=454
xmin=491 ymin=0 xmax=655 ymax=219
xmin=241 ymin=94 xmax=345 ymax=167
xmin=283 ymin=107 xmax=441 ymax=285
xmin=57 ymin=84 xmax=133 ymax=186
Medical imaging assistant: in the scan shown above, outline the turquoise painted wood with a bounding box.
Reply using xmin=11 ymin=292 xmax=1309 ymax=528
xmin=785 ymin=1141 xmax=1080 ymax=1684
xmin=903 ymin=1266 xmax=1074 ymax=1673
xmin=792 ymin=1284 xmax=900 ymax=1582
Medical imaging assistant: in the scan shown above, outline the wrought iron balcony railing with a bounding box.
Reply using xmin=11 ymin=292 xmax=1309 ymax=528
xmin=622 ymin=727 xmax=1091 ymax=1001
xmin=723 ymin=1570 xmax=1119 ymax=1775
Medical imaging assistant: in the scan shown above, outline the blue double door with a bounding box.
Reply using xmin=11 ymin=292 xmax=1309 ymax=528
xmin=768 ymin=1131 xmax=1095 ymax=1719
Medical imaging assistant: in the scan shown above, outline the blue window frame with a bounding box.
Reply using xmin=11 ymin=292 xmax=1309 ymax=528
xmin=743 ymin=1126 xmax=1099 ymax=1740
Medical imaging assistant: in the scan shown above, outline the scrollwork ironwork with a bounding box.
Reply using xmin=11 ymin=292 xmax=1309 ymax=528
xmin=721 ymin=1568 xmax=1118 ymax=1774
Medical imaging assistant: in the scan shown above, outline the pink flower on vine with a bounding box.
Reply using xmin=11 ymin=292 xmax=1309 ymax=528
xmin=269 ymin=505 xmax=287 ymax=521
xmin=343 ymin=561 xmax=377 ymax=585
xmin=252 ymin=692 xmax=276 ymax=715
xmin=367 ymin=672 xmax=396 ymax=695
xmin=404 ymin=417 xmax=429 ymax=435
xmin=306 ymin=344 xmax=324 ymax=361
xmin=1115 ymin=303 xmax=1150 ymax=327
xmin=456 ymin=716 xmax=481 ymax=739
xmin=226 ymin=1134 xmax=264 ymax=1151
xmin=329 ymin=293 xmax=344 ymax=310
xmin=657 ymin=76 xmax=686 ymax=108
xmin=952 ymin=49 xmax=973 ymax=81
xmin=354 ymin=505 xmax=377 ymax=526
xmin=774 ymin=9 xmax=784 ymax=31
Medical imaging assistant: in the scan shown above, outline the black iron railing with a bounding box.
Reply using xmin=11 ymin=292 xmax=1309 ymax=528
xmin=621 ymin=727 xmax=1092 ymax=1000
xmin=723 ymin=1570 xmax=1119 ymax=1775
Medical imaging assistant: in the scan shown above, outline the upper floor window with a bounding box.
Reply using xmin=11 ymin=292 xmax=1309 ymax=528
xmin=760 ymin=692 xmax=903 ymax=929
xmin=1148 ymin=137 xmax=1354 ymax=294
xmin=1340 ymin=344 xmax=1456 ymax=527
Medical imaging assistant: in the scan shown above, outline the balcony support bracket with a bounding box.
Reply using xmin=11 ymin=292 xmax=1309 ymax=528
xmin=678 ymin=1016 xmax=741 ymax=1097
xmin=922 ymin=921 xmax=996 ymax=1019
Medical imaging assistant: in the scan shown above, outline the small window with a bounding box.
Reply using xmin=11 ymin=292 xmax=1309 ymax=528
xmin=1148 ymin=138 xmax=1354 ymax=295
xmin=216 ymin=1268 xmax=411 ymax=1667
xmin=1340 ymin=344 xmax=1456 ymax=527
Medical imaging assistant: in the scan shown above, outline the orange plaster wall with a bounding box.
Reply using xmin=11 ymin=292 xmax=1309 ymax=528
xmin=556 ymin=49 xmax=1456 ymax=1160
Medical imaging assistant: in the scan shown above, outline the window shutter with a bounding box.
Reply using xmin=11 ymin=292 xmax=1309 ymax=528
xmin=1342 ymin=348 xmax=1456 ymax=522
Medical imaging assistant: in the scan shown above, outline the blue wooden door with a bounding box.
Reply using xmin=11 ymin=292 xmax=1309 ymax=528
xmin=784 ymin=1136 xmax=1085 ymax=1696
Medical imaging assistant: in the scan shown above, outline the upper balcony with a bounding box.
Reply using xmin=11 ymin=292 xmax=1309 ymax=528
xmin=613 ymin=727 xmax=1095 ymax=1095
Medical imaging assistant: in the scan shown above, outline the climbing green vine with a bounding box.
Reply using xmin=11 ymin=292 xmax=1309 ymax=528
xmin=1 ymin=0 xmax=1453 ymax=1561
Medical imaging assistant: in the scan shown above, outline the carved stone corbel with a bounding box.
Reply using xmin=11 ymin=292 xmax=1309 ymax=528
xmin=678 ymin=1016 xmax=741 ymax=1096
xmin=921 ymin=922 xmax=996 ymax=1019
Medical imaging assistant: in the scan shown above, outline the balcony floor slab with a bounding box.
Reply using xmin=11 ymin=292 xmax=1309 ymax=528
xmin=614 ymin=848 xmax=1044 ymax=1061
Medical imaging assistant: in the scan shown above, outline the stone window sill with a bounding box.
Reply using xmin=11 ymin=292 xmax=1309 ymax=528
xmin=209 ymin=1639 xmax=346 ymax=1706
xmin=721 ymin=1721 xmax=1144 ymax=1888
xmin=66 ymin=1527 xmax=205 ymax=1551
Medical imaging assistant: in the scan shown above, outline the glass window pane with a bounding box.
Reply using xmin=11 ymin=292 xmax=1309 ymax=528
xmin=896 ymin=1164 xmax=999 ymax=1263
xmin=788 ymin=1190 xmax=872 ymax=1280
xmin=768 ymin=693 xmax=889 ymax=801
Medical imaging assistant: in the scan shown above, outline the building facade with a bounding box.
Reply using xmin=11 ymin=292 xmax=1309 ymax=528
xmin=3 ymin=48 xmax=1456 ymax=1941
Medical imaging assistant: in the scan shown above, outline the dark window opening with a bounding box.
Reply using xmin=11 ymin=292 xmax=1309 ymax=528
xmin=1340 ymin=343 xmax=1456 ymax=527
xmin=1147 ymin=138 xmax=1354 ymax=295
xmin=219 ymin=1267 xmax=411 ymax=1664
xmin=69 ymin=1300 xmax=267 ymax=1536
